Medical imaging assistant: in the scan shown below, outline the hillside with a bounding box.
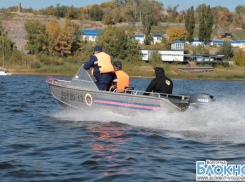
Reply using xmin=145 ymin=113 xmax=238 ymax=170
xmin=1 ymin=12 xmax=106 ymax=52
xmin=2 ymin=12 xmax=245 ymax=53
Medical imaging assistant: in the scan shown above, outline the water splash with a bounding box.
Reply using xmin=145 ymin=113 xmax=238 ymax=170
xmin=52 ymin=98 xmax=245 ymax=142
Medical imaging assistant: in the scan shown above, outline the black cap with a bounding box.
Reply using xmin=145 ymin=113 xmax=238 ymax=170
xmin=113 ymin=61 xmax=122 ymax=69
xmin=94 ymin=46 xmax=102 ymax=52
xmin=154 ymin=67 xmax=165 ymax=77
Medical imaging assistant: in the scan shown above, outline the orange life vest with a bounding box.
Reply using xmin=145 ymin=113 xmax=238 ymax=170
xmin=114 ymin=70 xmax=130 ymax=93
xmin=91 ymin=52 xmax=114 ymax=75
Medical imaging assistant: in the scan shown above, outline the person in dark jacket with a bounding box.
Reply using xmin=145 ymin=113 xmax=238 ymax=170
xmin=84 ymin=46 xmax=114 ymax=90
xmin=143 ymin=67 xmax=173 ymax=95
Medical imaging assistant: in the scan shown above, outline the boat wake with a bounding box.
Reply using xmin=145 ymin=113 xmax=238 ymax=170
xmin=52 ymin=98 xmax=245 ymax=143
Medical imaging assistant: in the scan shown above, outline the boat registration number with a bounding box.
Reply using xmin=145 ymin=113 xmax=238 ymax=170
xmin=61 ymin=91 xmax=84 ymax=102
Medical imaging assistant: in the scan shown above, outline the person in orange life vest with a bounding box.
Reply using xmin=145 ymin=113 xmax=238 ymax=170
xmin=84 ymin=46 xmax=114 ymax=90
xmin=111 ymin=61 xmax=130 ymax=92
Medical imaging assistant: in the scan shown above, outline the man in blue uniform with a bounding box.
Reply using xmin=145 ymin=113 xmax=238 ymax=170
xmin=84 ymin=46 xmax=114 ymax=90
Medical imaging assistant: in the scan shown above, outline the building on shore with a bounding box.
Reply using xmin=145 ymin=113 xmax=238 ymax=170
xmin=82 ymin=30 xmax=165 ymax=44
xmin=139 ymin=40 xmax=224 ymax=63
xmin=81 ymin=30 xmax=226 ymax=63
xmin=186 ymin=39 xmax=245 ymax=49
xmin=82 ymin=30 xmax=245 ymax=49
xmin=139 ymin=49 xmax=185 ymax=62
xmin=82 ymin=30 xmax=102 ymax=42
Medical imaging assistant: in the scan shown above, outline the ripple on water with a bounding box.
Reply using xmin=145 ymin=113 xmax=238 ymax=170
xmin=0 ymin=162 xmax=16 ymax=170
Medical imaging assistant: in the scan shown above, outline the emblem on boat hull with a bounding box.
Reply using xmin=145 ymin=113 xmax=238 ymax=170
xmin=85 ymin=93 xmax=93 ymax=106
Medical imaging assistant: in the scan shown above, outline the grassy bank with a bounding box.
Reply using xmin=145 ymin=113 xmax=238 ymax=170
xmin=6 ymin=61 xmax=245 ymax=80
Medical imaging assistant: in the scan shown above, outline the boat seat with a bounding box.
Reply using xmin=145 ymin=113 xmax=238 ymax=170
xmin=125 ymin=87 xmax=135 ymax=94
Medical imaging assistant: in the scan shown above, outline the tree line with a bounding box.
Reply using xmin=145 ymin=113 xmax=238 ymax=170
xmin=2 ymin=1 xmax=245 ymax=67
xmin=2 ymin=1 xmax=245 ymax=28
xmin=3 ymin=1 xmax=245 ymax=45
xmin=0 ymin=19 xmax=244 ymax=68
xmin=0 ymin=19 xmax=142 ymax=68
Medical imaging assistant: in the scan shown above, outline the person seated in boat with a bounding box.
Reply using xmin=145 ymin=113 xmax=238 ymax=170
xmin=143 ymin=67 xmax=173 ymax=96
xmin=111 ymin=61 xmax=130 ymax=93
xmin=84 ymin=46 xmax=115 ymax=91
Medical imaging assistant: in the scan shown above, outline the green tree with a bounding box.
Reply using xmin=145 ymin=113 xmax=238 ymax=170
xmin=234 ymin=5 xmax=245 ymax=27
xmin=97 ymin=26 xmax=139 ymax=60
xmin=140 ymin=0 xmax=154 ymax=45
xmin=235 ymin=5 xmax=245 ymax=14
xmin=55 ymin=20 xmax=82 ymax=57
xmin=65 ymin=6 xmax=79 ymax=19
xmin=185 ymin=6 xmax=195 ymax=43
xmin=90 ymin=5 xmax=103 ymax=21
xmin=45 ymin=19 xmax=61 ymax=55
xmin=111 ymin=8 xmax=123 ymax=23
xmin=150 ymin=51 xmax=162 ymax=68
xmin=166 ymin=5 xmax=179 ymax=22
xmin=113 ymin=0 xmax=128 ymax=7
xmin=234 ymin=49 xmax=245 ymax=67
xmin=25 ymin=20 xmax=46 ymax=54
xmin=0 ymin=21 xmax=4 ymax=35
xmin=56 ymin=4 xmax=68 ymax=17
xmin=0 ymin=21 xmax=13 ymax=65
xmin=8 ymin=49 xmax=25 ymax=66
xmin=198 ymin=4 xmax=213 ymax=44
xmin=0 ymin=34 xmax=12 ymax=64
xmin=42 ymin=6 xmax=57 ymax=16
xmin=102 ymin=14 xmax=113 ymax=25
xmin=151 ymin=1 xmax=165 ymax=23
xmin=125 ymin=27 xmax=141 ymax=62
xmin=71 ymin=21 xmax=83 ymax=54
xmin=198 ymin=5 xmax=206 ymax=43
xmin=205 ymin=5 xmax=213 ymax=44
xmin=216 ymin=41 xmax=234 ymax=60
xmin=161 ymin=37 xmax=171 ymax=50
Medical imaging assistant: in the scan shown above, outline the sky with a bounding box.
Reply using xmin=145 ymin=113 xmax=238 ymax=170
xmin=0 ymin=0 xmax=243 ymax=12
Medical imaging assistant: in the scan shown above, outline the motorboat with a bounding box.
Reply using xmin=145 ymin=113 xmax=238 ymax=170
xmin=0 ymin=67 xmax=12 ymax=76
xmin=46 ymin=66 xmax=214 ymax=113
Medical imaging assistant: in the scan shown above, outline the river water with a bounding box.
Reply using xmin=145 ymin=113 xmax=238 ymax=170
xmin=1 ymin=76 xmax=245 ymax=181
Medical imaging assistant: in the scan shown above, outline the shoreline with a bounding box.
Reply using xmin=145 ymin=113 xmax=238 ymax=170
xmin=10 ymin=71 xmax=245 ymax=81
xmin=11 ymin=72 xmax=74 ymax=77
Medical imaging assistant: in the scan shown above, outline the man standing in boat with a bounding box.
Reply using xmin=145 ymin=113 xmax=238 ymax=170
xmin=111 ymin=61 xmax=130 ymax=92
xmin=84 ymin=46 xmax=115 ymax=90
xmin=143 ymin=67 xmax=173 ymax=95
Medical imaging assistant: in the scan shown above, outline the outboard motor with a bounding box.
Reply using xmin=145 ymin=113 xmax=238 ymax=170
xmin=188 ymin=93 xmax=214 ymax=108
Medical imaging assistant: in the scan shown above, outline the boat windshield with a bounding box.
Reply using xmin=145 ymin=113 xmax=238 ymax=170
xmin=69 ymin=65 xmax=99 ymax=91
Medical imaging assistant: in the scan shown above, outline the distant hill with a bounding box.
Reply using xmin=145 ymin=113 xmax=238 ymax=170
xmin=1 ymin=12 xmax=105 ymax=52
xmin=2 ymin=12 xmax=245 ymax=53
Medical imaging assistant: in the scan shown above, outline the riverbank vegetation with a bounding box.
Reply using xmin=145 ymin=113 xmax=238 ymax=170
xmin=1 ymin=1 xmax=245 ymax=80
xmin=8 ymin=60 xmax=245 ymax=80
xmin=1 ymin=19 xmax=245 ymax=80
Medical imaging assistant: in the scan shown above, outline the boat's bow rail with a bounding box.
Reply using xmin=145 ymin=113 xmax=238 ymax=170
xmin=110 ymin=87 xmax=190 ymax=100
xmin=46 ymin=77 xmax=70 ymax=87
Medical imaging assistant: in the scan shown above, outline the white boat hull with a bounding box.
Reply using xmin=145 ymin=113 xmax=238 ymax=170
xmin=0 ymin=70 xmax=12 ymax=75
